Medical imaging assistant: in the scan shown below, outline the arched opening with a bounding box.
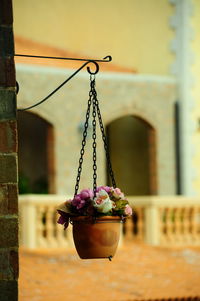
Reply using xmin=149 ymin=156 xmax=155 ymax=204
xmin=17 ymin=111 xmax=55 ymax=194
xmin=106 ymin=115 xmax=157 ymax=195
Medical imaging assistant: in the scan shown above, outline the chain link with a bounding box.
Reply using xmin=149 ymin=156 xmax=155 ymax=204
xmin=74 ymin=89 xmax=92 ymax=197
xmin=95 ymin=95 xmax=117 ymax=188
xmin=74 ymin=75 xmax=117 ymax=198
xmin=92 ymin=93 xmax=97 ymax=193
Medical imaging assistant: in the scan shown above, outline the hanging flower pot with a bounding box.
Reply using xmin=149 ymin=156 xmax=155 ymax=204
xmin=57 ymin=186 xmax=132 ymax=260
xmin=71 ymin=216 xmax=122 ymax=259
xmin=57 ymin=76 xmax=133 ymax=260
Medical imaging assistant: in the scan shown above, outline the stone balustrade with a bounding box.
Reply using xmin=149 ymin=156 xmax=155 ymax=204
xmin=19 ymin=195 xmax=74 ymax=249
xmin=19 ymin=195 xmax=200 ymax=249
xmin=127 ymin=196 xmax=200 ymax=246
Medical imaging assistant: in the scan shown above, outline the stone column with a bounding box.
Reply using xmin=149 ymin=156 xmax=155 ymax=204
xmin=145 ymin=200 xmax=159 ymax=245
xmin=0 ymin=1 xmax=19 ymax=300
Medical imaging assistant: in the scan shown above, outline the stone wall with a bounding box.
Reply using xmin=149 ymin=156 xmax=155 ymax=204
xmin=0 ymin=1 xmax=18 ymax=300
xmin=16 ymin=64 xmax=177 ymax=196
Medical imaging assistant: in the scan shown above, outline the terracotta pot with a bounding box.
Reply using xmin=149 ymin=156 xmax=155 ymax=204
xmin=71 ymin=216 xmax=122 ymax=259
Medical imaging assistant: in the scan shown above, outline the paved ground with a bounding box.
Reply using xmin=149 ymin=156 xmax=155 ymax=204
xmin=19 ymin=242 xmax=200 ymax=301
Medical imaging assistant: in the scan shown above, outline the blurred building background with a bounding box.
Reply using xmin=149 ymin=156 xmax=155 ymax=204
xmin=13 ymin=0 xmax=200 ymax=249
xmin=11 ymin=4 xmax=200 ymax=300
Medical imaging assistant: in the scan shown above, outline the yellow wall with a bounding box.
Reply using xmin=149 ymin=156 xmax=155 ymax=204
xmin=13 ymin=0 xmax=174 ymax=75
xmin=191 ymin=0 xmax=200 ymax=194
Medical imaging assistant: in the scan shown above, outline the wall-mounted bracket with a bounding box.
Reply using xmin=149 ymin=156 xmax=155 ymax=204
xmin=15 ymin=54 xmax=112 ymax=111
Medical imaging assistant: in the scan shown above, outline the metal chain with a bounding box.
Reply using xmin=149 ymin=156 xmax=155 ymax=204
xmin=92 ymin=87 xmax=97 ymax=193
xmin=74 ymin=75 xmax=117 ymax=198
xmin=74 ymin=85 xmax=92 ymax=197
xmin=91 ymin=77 xmax=117 ymax=189
xmin=95 ymin=95 xmax=117 ymax=189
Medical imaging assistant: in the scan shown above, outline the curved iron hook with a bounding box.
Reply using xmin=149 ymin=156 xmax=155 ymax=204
xmin=17 ymin=58 xmax=111 ymax=111
xmin=87 ymin=60 xmax=99 ymax=75
xmin=86 ymin=56 xmax=112 ymax=75
xmin=103 ymin=56 xmax=112 ymax=62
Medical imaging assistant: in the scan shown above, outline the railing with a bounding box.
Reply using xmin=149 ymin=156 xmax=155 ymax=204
xmin=19 ymin=195 xmax=200 ymax=249
xmin=127 ymin=196 xmax=200 ymax=246
xmin=19 ymin=195 xmax=74 ymax=249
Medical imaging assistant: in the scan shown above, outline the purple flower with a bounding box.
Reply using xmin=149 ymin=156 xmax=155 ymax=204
xmin=57 ymin=215 xmax=66 ymax=225
xmin=96 ymin=186 xmax=111 ymax=194
xmin=79 ymin=188 xmax=93 ymax=200
xmin=72 ymin=194 xmax=86 ymax=210
xmin=57 ymin=210 xmax=69 ymax=229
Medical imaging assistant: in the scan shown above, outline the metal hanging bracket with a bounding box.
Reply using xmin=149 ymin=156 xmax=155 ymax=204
xmin=15 ymin=53 xmax=112 ymax=111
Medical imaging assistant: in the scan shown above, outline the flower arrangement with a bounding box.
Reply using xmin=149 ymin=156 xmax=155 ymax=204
xmin=57 ymin=186 xmax=132 ymax=229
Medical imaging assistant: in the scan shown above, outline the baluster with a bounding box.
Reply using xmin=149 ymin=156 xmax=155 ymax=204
xmin=162 ymin=207 xmax=168 ymax=245
xmin=191 ymin=207 xmax=200 ymax=244
xmin=190 ymin=207 xmax=196 ymax=243
xmin=182 ymin=207 xmax=190 ymax=244
xmin=46 ymin=206 xmax=57 ymax=247
xmin=159 ymin=208 xmax=166 ymax=245
xmin=124 ymin=216 xmax=133 ymax=241
xmin=174 ymin=207 xmax=182 ymax=244
xmin=20 ymin=201 xmax=37 ymax=248
xmin=55 ymin=210 xmax=69 ymax=248
xmin=165 ymin=208 xmax=174 ymax=244
xmin=130 ymin=208 xmax=136 ymax=239
xmin=66 ymin=224 xmax=74 ymax=248
xmin=137 ymin=208 xmax=144 ymax=241
xmin=188 ymin=207 xmax=193 ymax=244
xmin=172 ymin=208 xmax=177 ymax=242
xmin=36 ymin=205 xmax=47 ymax=247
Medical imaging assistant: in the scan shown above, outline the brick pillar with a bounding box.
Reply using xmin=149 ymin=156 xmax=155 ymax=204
xmin=0 ymin=1 xmax=19 ymax=301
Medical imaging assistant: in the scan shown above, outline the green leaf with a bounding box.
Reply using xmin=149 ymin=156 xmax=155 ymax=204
xmin=114 ymin=199 xmax=128 ymax=211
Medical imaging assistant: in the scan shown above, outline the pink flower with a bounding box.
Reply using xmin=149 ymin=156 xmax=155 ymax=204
xmin=96 ymin=198 xmax=104 ymax=205
xmin=72 ymin=194 xmax=86 ymax=209
xmin=114 ymin=188 xmax=121 ymax=194
xmin=124 ymin=205 xmax=132 ymax=216
xmin=112 ymin=187 xmax=125 ymax=199
xmin=80 ymin=188 xmax=93 ymax=200
xmin=96 ymin=186 xmax=111 ymax=194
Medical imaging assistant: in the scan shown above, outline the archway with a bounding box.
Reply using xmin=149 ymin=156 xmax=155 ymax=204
xmin=17 ymin=111 xmax=55 ymax=194
xmin=106 ymin=115 xmax=157 ymax=195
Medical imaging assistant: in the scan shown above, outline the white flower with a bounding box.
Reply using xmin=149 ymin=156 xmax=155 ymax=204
xmin=93 ymin=189 xmax=113 ymax=213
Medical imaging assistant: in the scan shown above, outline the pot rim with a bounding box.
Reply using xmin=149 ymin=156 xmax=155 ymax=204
xmin=70 ymin=215 xmax=124 ymax=224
